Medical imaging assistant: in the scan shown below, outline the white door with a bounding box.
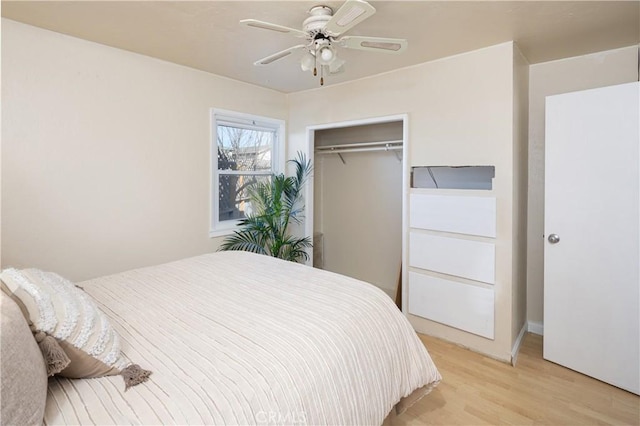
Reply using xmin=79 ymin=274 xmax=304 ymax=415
xmin=544 ymin=82 xmax=639 ymax=395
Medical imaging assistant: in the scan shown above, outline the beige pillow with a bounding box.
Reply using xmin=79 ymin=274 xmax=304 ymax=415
xmin=0 ymin=292 xmax=48 ymax=425
xmin=1 ymin=268 xmax=150 ymax=388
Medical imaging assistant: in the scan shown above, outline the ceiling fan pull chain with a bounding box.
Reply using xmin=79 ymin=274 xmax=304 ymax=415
xmin=320 ymin=66 xmax=324 ymax=86
xmin=313 ymin=46 xmax=318 ymax=76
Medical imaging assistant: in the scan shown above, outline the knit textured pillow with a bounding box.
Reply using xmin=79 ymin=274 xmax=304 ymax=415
xmin=0 ymin=268 xmax=151 ymax=390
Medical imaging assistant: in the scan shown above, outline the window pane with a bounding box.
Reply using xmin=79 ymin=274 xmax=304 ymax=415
xmin=218 ymin=174 xmax=269 ymax=222
xmin=217 ymin=125 xmax=274 ymax=172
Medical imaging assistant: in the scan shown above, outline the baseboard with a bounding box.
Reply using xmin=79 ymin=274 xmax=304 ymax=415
xmin=528 ymin=321 xmax=544 ymax=335
xmin=511 ymin=323 xmax=528 ymax=366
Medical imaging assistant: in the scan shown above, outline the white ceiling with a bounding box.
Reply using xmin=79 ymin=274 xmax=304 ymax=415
xmin=2 ymin=1 xmax=639 ymax=93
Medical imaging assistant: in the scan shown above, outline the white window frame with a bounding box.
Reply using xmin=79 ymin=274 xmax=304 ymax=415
xmin=210 ymin=108 xmax=285 ymax=237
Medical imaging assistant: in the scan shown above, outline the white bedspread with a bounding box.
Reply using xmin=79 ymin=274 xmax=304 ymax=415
xmin=44 ymin=252 xmax=440 ymax=425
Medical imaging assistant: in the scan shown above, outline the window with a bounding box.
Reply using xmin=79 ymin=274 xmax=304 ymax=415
xmin=210 ymin=109 xmax=284 ymax=236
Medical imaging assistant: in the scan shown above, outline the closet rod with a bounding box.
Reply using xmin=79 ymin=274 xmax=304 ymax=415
xmin=315 ymin=140 xmax=403 ymax=151
xmin=315 ymin=145 xmax=402 ymax=155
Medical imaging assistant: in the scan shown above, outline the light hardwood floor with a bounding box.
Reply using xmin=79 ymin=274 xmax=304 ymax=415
xmin=394 ymin=333 xmax=640 ymax=425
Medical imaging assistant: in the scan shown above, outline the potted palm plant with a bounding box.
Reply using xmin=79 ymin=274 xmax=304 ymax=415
xmin=218 ymin=152 xmax=313 ymax=263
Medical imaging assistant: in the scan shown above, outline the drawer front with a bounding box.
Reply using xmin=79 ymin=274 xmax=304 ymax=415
xmin=408 ymin=271 xmax=494 ymax=339
xmin=409 ymin=233 xmax=495 ymax=284
xmin=410 ymin=193 xmax=496 ymax=237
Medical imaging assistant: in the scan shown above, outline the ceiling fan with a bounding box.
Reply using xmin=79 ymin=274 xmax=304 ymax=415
xmin=240 ymin=0 xmax=408 ymax=86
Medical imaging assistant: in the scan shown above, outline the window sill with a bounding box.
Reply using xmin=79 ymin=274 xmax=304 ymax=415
xmin=209 ymin=228 xmax=237 ymax=238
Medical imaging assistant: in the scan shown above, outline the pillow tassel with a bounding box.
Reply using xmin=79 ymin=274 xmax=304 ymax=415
xmin=120 ymin=364 xmax=152 ymax=391
xmin=34 ymin=331 xmax=70 ymax=376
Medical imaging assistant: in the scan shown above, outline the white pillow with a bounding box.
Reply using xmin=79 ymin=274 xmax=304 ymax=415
xmin=1 ymin=268 xmax=128 ymax=379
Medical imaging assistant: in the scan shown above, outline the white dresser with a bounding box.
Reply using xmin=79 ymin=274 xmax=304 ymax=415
xmin=408 ymin=191 xmax=497 ymax=339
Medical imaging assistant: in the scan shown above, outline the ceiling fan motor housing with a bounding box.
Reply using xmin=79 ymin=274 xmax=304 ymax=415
xmin=303 ymin=5 xmax=333 ymax=35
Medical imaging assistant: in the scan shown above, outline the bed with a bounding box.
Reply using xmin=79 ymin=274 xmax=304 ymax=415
xmin=1 ymin=251 xmax=441 ymax=425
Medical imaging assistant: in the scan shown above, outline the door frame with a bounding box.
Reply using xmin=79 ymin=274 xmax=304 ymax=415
xmin=305 ymin=113 xmax=409 ymax=312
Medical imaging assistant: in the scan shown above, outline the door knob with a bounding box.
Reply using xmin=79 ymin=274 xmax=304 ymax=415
xmin=548 ymin=234 xmax=560 ymax=244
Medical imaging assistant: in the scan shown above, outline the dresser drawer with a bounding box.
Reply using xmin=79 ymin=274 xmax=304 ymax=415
xmin=408 ymin=271 xmax=494 ymax=339
xmin=409 ymin=232 xmax=495 ymax=284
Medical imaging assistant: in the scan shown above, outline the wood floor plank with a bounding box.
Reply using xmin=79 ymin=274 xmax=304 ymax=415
xmin=391 ymin=333 xmax=640 ymax=425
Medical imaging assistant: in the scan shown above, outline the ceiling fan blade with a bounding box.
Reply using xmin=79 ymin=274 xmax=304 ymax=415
xmin=338 ymin=36 xmax=408 ymax=53
xmin=240 ymin=19 xmax=307 ymax=38
xmin=254 ymin=45 xmax=306 ymax=66
xmin=323 ymin=0 xmax=376 ymax=36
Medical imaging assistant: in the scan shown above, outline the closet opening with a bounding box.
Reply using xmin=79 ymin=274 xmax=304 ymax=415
xmin=306 ymin=116 xmax=408 ymax=302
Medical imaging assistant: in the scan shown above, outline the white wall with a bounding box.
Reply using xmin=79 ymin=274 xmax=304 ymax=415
xmin=511 ymin=44 xmax=529 ymax=348
xmin=1 ymin=19 xmax=287 ymax=281
xmin=288 ymin=42 xmax=520 ymax=361
xmin=315 ymin=152 xmax=402 ymax=298
xmin=526 ymin=45 xmax=638 ymax=329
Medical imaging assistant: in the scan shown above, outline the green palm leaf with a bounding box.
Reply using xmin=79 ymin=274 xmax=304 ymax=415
xmin=218 ymin=229 xmax=269 ymax=255
xmin=219 ymin=151 xmax=313 ymax=263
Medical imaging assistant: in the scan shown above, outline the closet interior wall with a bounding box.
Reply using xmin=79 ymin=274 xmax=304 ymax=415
xmin=313 ymin=121 xmax=403 ymax=299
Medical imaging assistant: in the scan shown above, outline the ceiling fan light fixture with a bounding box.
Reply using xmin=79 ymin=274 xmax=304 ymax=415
xmin=301 ymin=51 xmax=315 ymax=71
xmin=319 ymin=46 xmax=335 ymax=64
xmin=329 ymin=57 xmax=346 ymax=74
